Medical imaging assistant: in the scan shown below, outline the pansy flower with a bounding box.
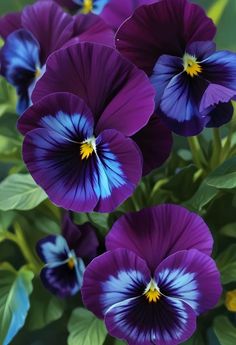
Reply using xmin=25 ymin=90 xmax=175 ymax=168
xmin=0 ymin=1 xmax=113 ymax=114
xmin=37 ymin=212 xmax=98 ymax=298
xmin=28 ymin=41 xmax=172 ymax=178
xmin=116 ymin=0 xmax=236 ymax=136
xmin=18 ymin=43 xmax=159 ymax=212
xmin=82 ymin=204 xmax=222 ymax=345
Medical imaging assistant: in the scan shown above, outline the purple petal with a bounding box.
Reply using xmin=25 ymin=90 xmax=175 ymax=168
xmin=200 ymin=84 xmax=236 ymax=113
xmin=71 ymin=13 xmax=114 ymax=47
xmin=32 ymin=42 xmax=155 ymax=136
xmin=40 ymin=257 xmax=85 ymax=298
xmin=206 ymin=102 xmax=234 ymax=128
xmin=106 ymin=204 xmax=213 ymax=273
xmin=81 ymin=248 xmax=151 ymax=318
xmin=0 ymin=12 xmax=22 ymax=40
xmin=155 ymin=249 xmax=222 ymax=315
xmin=100 ymin=0 xmax=155 ymax=31
xmin=62 ymin=212 xmax=99 ymax=260
xmin=21 ymin=1 xmax=74 ymax=64
xmin=17 ymin=92 xmax=94 ymax=136
xmin=132 ymin=115 xmax=173 ymax=176
xmin=105 ymin=294 xmax=196 ymax=345
xmin=116 ymin=0 xmax=216 ymax=74
xmin=94 ymin=129 xmax=142 ymax=212
xmin=186 ymin=41 xmax=216 ymax=60
xmin=159 ymin=72 xmax=209 ymax=136
xmin=36 ymin=235 xmax=70 ymax=265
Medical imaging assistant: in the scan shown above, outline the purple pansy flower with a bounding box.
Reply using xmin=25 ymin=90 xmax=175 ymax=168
xmin=0 ymin=1 xmax=113 ymax=114
xmin=82 ymin=204 xmax=222 ymax=345
xmin=28 ymin=41 xmax=172 ymax=177
xmin=18 ymin=43 xmax=157 ymax=212
xmin=37 ymin=212 xmax=99 ymax=298
xmin=116 ymin=0 xmax=236 ymax=136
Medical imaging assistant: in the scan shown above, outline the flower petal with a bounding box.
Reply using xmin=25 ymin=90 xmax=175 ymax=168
xmin=32 ymin=42 xmax=155 ymax=136
xmin=105 ymin=294 xmax=196 ymax=345
xmin=106 ymin=204 xmax=213 ymax=272
xmin=1 ymin=29 xmax=40 ymax=114
xmin=40 ymin=257 xmax=85 ymax=298
xmin=116 ymin=0 xmax=216 ymax=74
xmin=21 ymin=1 xmax=74 ymax=64
xmin=62 ymin=212 xmax=99 ymax=260
xmin=81 ymin=248 xmax=151 ymax=319
xmin=36 ymin=235 xmax=70 ymax=265
xmin=155 ymin=249 xmax=222 ymax=315
xmin=159 ymin=72 xmax=209 ymax=136
xmin=17 ymin=92 xmax=94 ymax=136
xmin=0 ymin=12 xmax=22 ymax=40
xmin=206 ymin=102 xmax=234 ymax=128
xmin=71 ymin=13 xmax=114 ymax=47
xmin=132 ymin=115 xmax=173 ymax=176
xmin=200 ymin=84 xmax=236 ymax=113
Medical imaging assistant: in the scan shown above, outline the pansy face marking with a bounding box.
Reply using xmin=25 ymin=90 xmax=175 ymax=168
xmin=74 ymin=0 xmax=110 ymax=14
xmin=183 ymin=54 xmax=202 ymax=78
xmin=80 ymin=137 xmax=96 ymax=160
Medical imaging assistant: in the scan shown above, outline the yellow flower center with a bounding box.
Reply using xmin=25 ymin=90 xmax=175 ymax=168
xmin=225 ymin=290 xmax=236 ymax=312
xmin=81 ymin=0 xmax=93 ymax=13
xmin=67 ymin=257 xmax=75 ymax=270
xmin=144 ymin=279 xmax=161 ymax=303
xmin=183 ymin=53 xmax=202 ymax=77
xmin=35 ymin=67 xmax=41 ymax=79
xmin=80 ymin=137 xmax=96 ymax=160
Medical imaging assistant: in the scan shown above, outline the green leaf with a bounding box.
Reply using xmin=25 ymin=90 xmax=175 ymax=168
xmin=0 ymin=211 xmax=15 ymax=242
xmin=214 ymin=316 xmax=236 ymax=345
xmin=26 ymin=279 xmax=64 ymax=331
xmin=216 ymin=244 xmax=236 ymax=284
xmin=184 ymin=180 xmax=218 ymax=212
xmin=0 ymin=174 xmax=48 ymax=211
xmin=220 ymin=223 xmax=236 ymax=238
xmin=0 ymin=264 xmax=34 ymax=345
xmin=206 ymin=157 xmax=236 ymax=189
xmin=68 ymin=308 xmax=107 ymax=345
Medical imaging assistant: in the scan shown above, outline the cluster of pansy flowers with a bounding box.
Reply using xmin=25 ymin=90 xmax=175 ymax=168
xmin=1 ymin=0 xmax=236 ymax=343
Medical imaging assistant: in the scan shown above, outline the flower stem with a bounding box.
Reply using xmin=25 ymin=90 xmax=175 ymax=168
xmin=211 ymin=128 xmax=222 ymax=169
xmin=187 ymin=136 xmax=206 ymax=169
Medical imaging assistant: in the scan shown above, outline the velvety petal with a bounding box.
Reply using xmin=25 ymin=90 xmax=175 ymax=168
xmin=105 ymin=294 xmax=196 ymax=345
xmin=200 ymin=84 xmax=236 ymax=113
xmin=116 ymin=0 xmax=216 ymax=74
xmin=17 ymin=92 xmax=94 ymax=136
xmin=159 ymin=72 xmax=209 ymax=136
xmin=70 ymin=13 xmax=114 ymax=47
xmin=155 ymin=249 xmax=222 ymax=315
xmin=132 ymin=115 xmax=173 ymax=176
xmin=41 ymin=257 xmax=85 ymax=298
xmin=150 ymin=54 xmax=183 ymax=108
xmin=94 ymin=129 xmax=142 ymax=212
xmin=32 ymin=42 xmax=155 ymax=136
xmin=100 ymin=0 xmax=155 ymax=31
xmin=1 ymin=29 xmax=40 ymax=114
xmin=0 ymin=12 xmax=22 ymax=40
xmin=202 ymin=50 xmax=236 ymax=90
xmin=186 ymin=41 xmax=216 ymax=60
xmin=206 ymin=102 xmax=234 ymax=128
xmin=21 ymin=1 xmax=74 ymax=64
xmin=23 ymin=125 xmax=142 ymax=213
xmin=106 ymin=204 xmax=213 ymax=272
xmin=81 ymin=248 xmax=151 ymax=318
xmin=36 ymin=235 xmax=70 ymax=265
xmin=62 ymin=212 xmax=99 ymax=259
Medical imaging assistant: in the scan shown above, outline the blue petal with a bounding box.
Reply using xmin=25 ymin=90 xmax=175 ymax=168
xmin=206 ymin=102 xmax=233 ymax=128
xmin=74 ymin=0 xmax=110 ymax=14
xmin=36 ymin=235 xmax=70 ymax=266
xmin=1 ymin=29 xmax=40 ymax=113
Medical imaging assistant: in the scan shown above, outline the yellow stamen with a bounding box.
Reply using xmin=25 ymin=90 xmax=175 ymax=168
xmin=81 ymin=0 xmax=93 ymax=14
xmin=183 ymin=53 xmax=202 ymax=77
xmin=80 ymin=141 xmax=94 ymax=159
xmin=225 ymin=290 xmax=236 ymax=312
xmin=144 ymin=279 xmax=161 ymax=303
xmin=35 ymin=67 xmax=41 ymax=79
xmin=67 ymin=257 xmax=75 ymax=270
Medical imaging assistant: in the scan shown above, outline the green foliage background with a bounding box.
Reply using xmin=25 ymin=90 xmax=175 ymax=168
xmin=0 ymin=0 xmax=236 ymax=344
